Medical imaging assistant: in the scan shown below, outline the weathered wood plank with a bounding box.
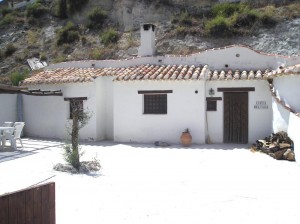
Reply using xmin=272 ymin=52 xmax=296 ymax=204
xmin=33 ymin=186 xmax=42 ymax=224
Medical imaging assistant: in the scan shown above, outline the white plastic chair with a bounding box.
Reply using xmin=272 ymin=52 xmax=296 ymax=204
xmin=4 ymin=122 xmax=25 ymax=149
xmin=2 ymin=122 xmax=14 ymax=127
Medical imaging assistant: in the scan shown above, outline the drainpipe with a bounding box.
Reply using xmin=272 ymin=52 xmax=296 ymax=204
xmin=203 ymin=66 xmax=212 ymax=144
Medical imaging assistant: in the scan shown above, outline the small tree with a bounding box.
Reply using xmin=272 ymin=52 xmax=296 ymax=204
xmin=64 ymin=100 xmax=91 ymax=170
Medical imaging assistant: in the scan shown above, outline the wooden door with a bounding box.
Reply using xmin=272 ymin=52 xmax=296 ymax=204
xmin=224 ymin=92 xmax=248 ymax=143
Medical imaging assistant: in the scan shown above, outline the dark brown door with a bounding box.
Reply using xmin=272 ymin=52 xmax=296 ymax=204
xmin=224 ymin=92 xmax=248 ymax=143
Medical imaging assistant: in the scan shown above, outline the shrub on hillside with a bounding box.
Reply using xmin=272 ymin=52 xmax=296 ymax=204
xmin=56 ymin=22 xmax=80 ymax=45
xmin=5 ymin=43 xmax=17 ymax=57
xmin=205 ymin=16 xmax=233 ymax=37
xmin=26 ymin=2 xmax=48 ymax=18
xmin=1 ymin=7 xmax=12 ymax=17
xmin=100 ymin=28 xmax=119 ymax=46
xmin=87 ymin=7 xmax=107 ymax=29
xmin=0 ymin=13 xmax=15 ymax=25
xmin=10 ymin=69 xmax=30 ymax=86
xmin=211 ymin=2 xmax=245 ymax=18
xmin=234 ymin=10 xmax=259 ymax=27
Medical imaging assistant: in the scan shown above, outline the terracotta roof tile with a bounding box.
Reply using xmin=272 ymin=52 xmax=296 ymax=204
xmin=207 ymin=69 xmax=268 ymax=80
xmin=266 ymin=64 xmax=300 ymax=78
xmin=22 ymin=67 xmax=120 ymax=85
xmin=114 ymin=64 xmax=207 ymax=81
xmin=24 ymin=63 xmax=300 ymax=85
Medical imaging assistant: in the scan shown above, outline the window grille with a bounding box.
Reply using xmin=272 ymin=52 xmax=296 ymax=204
xmin=144 ymin=94 xmax=167 ymax=114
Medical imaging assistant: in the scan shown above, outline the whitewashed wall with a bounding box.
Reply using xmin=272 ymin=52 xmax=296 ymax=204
xmin=95 ymin=76 xmax=114 ymax=140
xmin=23 ymin=82 xmax=98 ymax=141
xmin=272 ymin=99 xmax=300 ymax=162
xmin=114 ymin=81 xmax=206 ymax=144
xmin=272 ymin=98 xmax=289 ymax=133
xmin=206 ymin=80 xmax=272 ymax=143
xmin=273 ymin=75 xmax=300 ymax=112
xmin=48 ymin=46 xmax=300 ymax=71
xmin=0 ymin=94 xmax=17 ymax=125
xmin=288 ymin=113 xmax=300 ymax=162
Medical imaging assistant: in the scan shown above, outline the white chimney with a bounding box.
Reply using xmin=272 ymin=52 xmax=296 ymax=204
xmin=138 ymin=23 xmax=156 ymax=57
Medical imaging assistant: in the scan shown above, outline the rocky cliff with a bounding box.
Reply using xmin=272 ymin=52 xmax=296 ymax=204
xmin=0 ymin=0 xmax=299 ymax=84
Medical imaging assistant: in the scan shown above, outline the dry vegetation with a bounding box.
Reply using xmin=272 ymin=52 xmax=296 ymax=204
xmin=0 ymin=0 xmax=300 ymax=84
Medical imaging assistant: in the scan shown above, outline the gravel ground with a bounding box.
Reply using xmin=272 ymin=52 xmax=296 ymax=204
xmin=1 ymin=138 xmax=300 ymax=224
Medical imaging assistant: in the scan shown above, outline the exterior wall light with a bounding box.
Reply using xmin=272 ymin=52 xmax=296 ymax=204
xmin=209 ymin=88 xmax=215 ymax=96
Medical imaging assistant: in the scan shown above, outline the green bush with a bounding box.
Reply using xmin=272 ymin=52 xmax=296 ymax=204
xmin=56 ymin=22 xmax=80 ymax=45
xmin=87 ymin=7 xmax=107 ymax=29
xmin=1 ymin=7 xmax=12 ymax=17
xmin=234 ymin=10 xmax=259 ymax=27
xmin=178 ymin=11 xmax=193 ymax=25
xmin=89 ymin=48 xmax=102 ymax=60
xmin=5 ymin=43 xmax=17 ymax=57
xmin=100 ymin=28 xmax=119 ymax=46
xmin=0 ymin=13 xmax=15 ymax=25
xmin=40 ymin=52 xmax=47 ymax=61
xmin=62 ymin=144 xmax=84 ymax=169
xmin=205 ymin=2 xmax=277 ymax=37
xmin=205 ymin=16 xmax=233 ymax=36
xmin=10 ymin=69 xmax=30 ymax=86
xmin=212 ymin=2 xmax=246 ymax=18
xmin=26 ymin=2 xmax=48 ymax=18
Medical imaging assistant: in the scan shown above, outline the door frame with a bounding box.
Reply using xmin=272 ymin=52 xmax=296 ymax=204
xmin=217 ymin=87 xmax=255 ymax=144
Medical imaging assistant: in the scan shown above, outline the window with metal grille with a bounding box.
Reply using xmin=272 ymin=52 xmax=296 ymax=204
xmin=207 ymin=100 xmax=217 ymax=111
xmin=69 ymin=100 xmax=84 ymax=119
xmin=144 ymin=94 xmax=167 ymax=114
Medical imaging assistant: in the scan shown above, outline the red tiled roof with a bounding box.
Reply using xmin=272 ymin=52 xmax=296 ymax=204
xmin=207 ymin=70 xmax=269 ymax=80
xmin=22 ymin=67 xmax=124 ymax=85
xmin=114 ymin=64 xmax=207 ymax=81
xmin=266 ymin=64 xmax=300 ymax=78
xmin=22 ymin=65 xmax=208 ymax=85
xmin=22 ymin=63 xmax=300 ymax=85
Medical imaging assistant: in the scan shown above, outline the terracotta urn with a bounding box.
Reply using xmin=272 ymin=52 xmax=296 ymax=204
xmin=181 ymin=128 xmax=192 ymax=147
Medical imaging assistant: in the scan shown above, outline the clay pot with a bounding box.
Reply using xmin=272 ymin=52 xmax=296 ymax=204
xmin=181 ymin=130 xmax=192 ymax=147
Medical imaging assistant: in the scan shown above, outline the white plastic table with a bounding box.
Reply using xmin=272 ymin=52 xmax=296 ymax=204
xmin=0 ymin=127 xmax=14 ymax=150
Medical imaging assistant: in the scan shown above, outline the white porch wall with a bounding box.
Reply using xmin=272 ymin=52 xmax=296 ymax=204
xmin=114 ymin=81 xmax=206 ymax=144
xmin=23 ymin=83 xmax=97 ymax=140
xmin=206 ymin=80 xmax=272 ymax=143
xmin=272 ymin=98 xmax=289 ymax=133
xmin=273 ymin=75 xmax=300 ymax=112
xmin=95 ymin=76 xmax=114 ymax=140
xmin=0 ymin=94 xmax=17 ymax=124
xmin=288 ymin=113 xmax=300 ymax=162
xmin=272 ymin=100 xmax=300 ymax=162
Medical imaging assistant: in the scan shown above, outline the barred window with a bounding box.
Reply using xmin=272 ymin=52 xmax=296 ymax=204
xmin=207 ymin=100 xmax=217 ymax=111
xmin=69 ymin=100 xmax=84 ymax=119
xmin=144 ymin=94 xmax=167 ymax=114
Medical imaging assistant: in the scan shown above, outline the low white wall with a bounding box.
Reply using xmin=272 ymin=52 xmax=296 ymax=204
xmin=273 ymin=75 xmax=300 ymax=112
xmin=0 ymin=94 xmax=17 ymax=125
xmin=23 ymin=83 xmax=97 ymax=141
xmin=288 ymin=113 xmax=300 ymax=162
xmin=272 ymin=99 xmax=300 ymax=162
xmin=48 ymin=46 xmax=300 ymax=71
xmin=272 ymin=98 xmax=289 ymax=133
xmin=113 ymin=81 xmax=206 ymax=144
xmin=206 ymin=80 xmax=272 ymax=143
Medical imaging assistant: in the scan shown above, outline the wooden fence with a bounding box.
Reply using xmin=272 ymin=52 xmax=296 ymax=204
xmin=0 ymin=182 xmax=55 ymax=224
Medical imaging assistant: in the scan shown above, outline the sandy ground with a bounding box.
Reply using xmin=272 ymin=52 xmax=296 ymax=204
xmin=1 ymin=138 xmax=300 ymax=224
